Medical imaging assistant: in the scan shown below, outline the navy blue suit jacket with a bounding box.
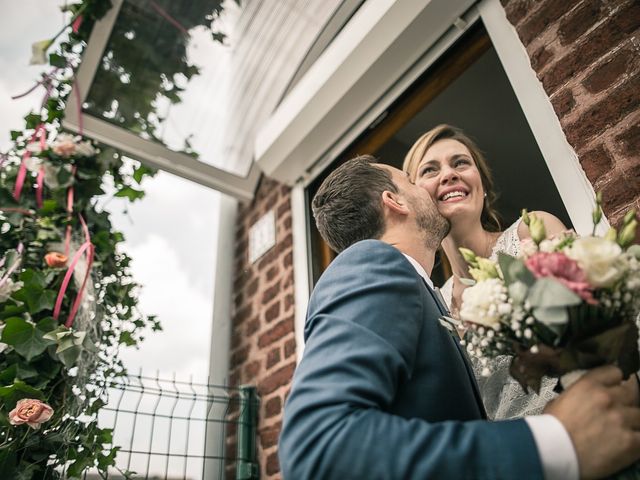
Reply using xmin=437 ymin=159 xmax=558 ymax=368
xmin=279 ymin=240 xmax=544 ymax=479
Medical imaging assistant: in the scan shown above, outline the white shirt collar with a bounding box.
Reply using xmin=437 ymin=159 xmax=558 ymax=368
xmin=402 ymin=253 xmax=434 ymax=289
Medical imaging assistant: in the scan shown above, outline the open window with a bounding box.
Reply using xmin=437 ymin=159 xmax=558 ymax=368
xmin=306 ymin=21 xmax=572 ymax=286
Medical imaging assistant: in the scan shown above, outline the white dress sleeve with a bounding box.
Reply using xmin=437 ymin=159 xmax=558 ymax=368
xmin=441 ymin=219 xmax=559 ymax=420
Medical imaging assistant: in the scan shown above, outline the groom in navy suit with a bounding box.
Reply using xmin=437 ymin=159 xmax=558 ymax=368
xmin=279 ymin=156 xmax=640 ymax=479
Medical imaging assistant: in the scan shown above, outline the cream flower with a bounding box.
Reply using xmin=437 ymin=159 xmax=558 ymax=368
xmin=51 ymin=133 xmax=78 ymax=157
xmin=9 ymin=398 xmax=54 ymax=429
xmin=567 ymin=236 xmax=624 ymax=288
xmin=0 ymin=277 xmax=23 ymax=303
xmin=460 ymin=278 xmax=506 ymax=328
xmin=29 ymin=39 xmax=53 ymax=65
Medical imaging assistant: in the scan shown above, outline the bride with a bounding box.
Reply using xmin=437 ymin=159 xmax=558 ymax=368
xmin=402 ymin=124 xmax=568 ymax=419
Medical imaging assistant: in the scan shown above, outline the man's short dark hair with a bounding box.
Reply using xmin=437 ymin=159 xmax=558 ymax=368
xmin=312 ymin=155 xmax=398 ymax=253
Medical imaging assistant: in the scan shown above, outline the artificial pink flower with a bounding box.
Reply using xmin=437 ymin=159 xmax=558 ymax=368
xmin=525 ymin=252 xmax=597 ymax=304
xmin=9 ymin=398 xmax=54 ymax=429
xmin=45 ymin=252 xmax=68 ymax=268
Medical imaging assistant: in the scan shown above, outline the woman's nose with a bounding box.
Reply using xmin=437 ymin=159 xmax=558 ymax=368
xmin=440 ymin=165 xmax=459 ymax=184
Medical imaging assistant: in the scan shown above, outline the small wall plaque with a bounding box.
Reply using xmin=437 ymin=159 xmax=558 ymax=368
xmin=249 ymin=210 xmax=276 ymax=264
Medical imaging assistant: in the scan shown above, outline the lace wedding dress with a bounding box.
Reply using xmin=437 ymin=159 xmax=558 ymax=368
xmin=440 ymin=219 xmax=558 ymax=420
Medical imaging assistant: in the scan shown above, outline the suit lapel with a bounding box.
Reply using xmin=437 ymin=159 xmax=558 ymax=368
xmin=422 ymin=279 xmax=487 ymax=419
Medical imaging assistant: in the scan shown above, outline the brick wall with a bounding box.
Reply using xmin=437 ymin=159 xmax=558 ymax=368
xmin=501 ymin=0 xmax=640 ymax=232
xmin=228 ymin=176 xmax=296 ymax=479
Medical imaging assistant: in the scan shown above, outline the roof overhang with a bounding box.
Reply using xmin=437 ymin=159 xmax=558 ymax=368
xmin=254 ymin=0 xmax=474 ymax=185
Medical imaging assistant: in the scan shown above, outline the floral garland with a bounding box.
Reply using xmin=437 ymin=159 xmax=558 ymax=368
xmin=0 ymin=1 xmax=161 ymax=477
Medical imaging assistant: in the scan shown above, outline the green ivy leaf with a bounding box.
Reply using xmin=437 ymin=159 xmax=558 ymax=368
xmin=24 ymin=113 xmax=42 ymax=129
xmin=49 ymin=53 xmax=66 ymax=68
xmin=1 ymin=318 xmax=54 ymax=361
xmin=10 ymin=130 xmax=21 ymax=141
xmin=114 ymin=186 xmax=145 ymax=201
xmin=0 ymin=380 xmax=44 ymax=407
xmin=132 ymin=164 xmax=155 ymax=184
xmin=118 ymin=331 xmax=136 ymax=347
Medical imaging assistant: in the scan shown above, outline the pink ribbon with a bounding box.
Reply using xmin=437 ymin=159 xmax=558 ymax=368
xmin=53 ymin=214 xmax=94 ymax=328
xmin=72 ymin=14 xmax=83 ymax=34
xmin=35 ymin=166 xmax=45 ymax=209
xmin=150 ymin=1 xmax=188 ymax=35
xmin=13 ymin=124 xmax=46 ymax=203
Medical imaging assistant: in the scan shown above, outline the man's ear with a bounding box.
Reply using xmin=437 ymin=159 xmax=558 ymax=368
xmin=381 ymin=190 xmax=410 ymax=216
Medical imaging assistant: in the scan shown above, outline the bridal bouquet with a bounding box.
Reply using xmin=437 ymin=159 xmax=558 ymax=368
xmin=457 ymin=197 xmax=639 ymax=394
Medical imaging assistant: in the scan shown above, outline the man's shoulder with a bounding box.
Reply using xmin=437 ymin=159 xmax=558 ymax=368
xmin=336 ymin=239 xmax=403 ymax=264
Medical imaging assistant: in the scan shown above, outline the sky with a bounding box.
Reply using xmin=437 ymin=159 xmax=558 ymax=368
xmin=0 ymin=2 xmax=225 ymax=477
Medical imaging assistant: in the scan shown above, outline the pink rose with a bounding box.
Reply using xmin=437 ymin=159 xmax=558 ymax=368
xmin=525 ymin=252 xmax=596 ymax=304
xmin=9 ymin=398 xmax=54 ymax=429
xmin=51 ymin=134 xmax=77 ymax=158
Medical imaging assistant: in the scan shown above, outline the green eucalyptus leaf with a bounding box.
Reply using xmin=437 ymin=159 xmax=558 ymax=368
xmin=528 ymin=278 xmax=582 ymax=308
xmin=533 ymin=306 xmax=569 ymax=325
xmin=498 ymin=253 xmax=535 ymax=286
xmin=1 ymin=317 xmax=54 ymax=361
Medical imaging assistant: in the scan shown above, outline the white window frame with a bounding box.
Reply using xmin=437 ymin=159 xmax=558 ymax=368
xmin=63 ymin=0 xmax=261 ymax=201
xmin=271 ymin=0 xmax=601 ymax=358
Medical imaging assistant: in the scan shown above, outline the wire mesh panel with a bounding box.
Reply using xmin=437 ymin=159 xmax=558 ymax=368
xmin=82 ymin=372 xmax=258 ymax=480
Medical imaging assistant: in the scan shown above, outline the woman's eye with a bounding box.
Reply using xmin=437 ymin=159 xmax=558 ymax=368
xmin=420 ymin=166 xmax=437 ymax=176
xmin=454 ymin=158 xmax=471 ymax=168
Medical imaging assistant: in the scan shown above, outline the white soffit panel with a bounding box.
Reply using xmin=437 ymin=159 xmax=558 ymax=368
xmin=255 ymin=0 xmax=474 ymax=185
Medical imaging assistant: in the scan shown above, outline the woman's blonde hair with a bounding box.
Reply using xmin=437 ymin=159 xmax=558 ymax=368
xmin=402 ymin=124 xmax=502 ymax=232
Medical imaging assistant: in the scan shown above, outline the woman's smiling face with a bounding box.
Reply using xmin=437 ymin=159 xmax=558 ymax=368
xmin=415 ymin=138 xmax=485 ymax=223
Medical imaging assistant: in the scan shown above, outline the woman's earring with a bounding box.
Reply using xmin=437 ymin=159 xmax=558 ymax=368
xmin=484 ymin=192 xmax=487 ymax=198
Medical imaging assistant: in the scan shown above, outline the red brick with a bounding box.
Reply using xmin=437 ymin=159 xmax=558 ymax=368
xmin=582 ymin=48 xmax=634 ymax=94
xmin=557 ymin=0 xmax=604 ymax=45
xmin=601 ymin=163 xmax=640 ymax=214
xmin=258 ymin=362 xmax=296 ymax=395
xmin=277 ymin=199 xmax=291 ymax=218
xmin=617 ymin=123 xmax=640 ymax=158
xmin=266 ymin=452 xmax=280 ymax=476
xmin=245 ymin=360 xmax=260 ymax=378
xmin=229 ymin=370 xmax=240 ymax=387
xmin=264 ymin=301 xmax=281 ymax=323
xmin=517 ymin=0 xmax=574 ymax=45
xmin=231 ymin=331 xmax=242 ymax=349
xmin=246 ymin=317 xmax=260 ymax=336
xmin=283 ymin=251 xmax=293 ymax=268
xmin=284 ymin=293 xmax=294 ymax=311
xmin=246 ymin=277 xmax=259 ymax=296
xmin=258 ymin=319 xmax=294 ymax=348
xmin=550 ymin=89 xmax=575 ymax=118
xmin=504 ymin=0 xmax=536 ymax=26
xmin=261 ymin=280 xmax=281 ymax=305
xmin=234 ymin=303 xmax=252 ymax=325
xmin=260 ymin=422 xmax=281 ymax=449
xmin=257 ymin=248 xmax=278 ymax=270
xmin=565 ymin=73 xmax=640 ymax=149
xmin=278 ymin=233 xmax=293 ymax=253
xmin=266 ymin=346 xmax=281 ymax=369
xmin=530 ymin=45 xmax=554 ymax=71
xmin=284 ymin=338 xmax=297 ymax=359
xmin=279 ymin=184 xmax=291 ymax=197
xmin=282 ymin=214 xmax=292 ymax=230
xmin=541 ymin=2 xmax=640 ymax=94
xmin=231 ymin=345 xmax=249 ymax=367
xmin=266 ymin=265 xmax=280 ymax=282
xmin=579 ymin=145 xmax=613 ymax=184
xmin=264 ymin=396 xmax=282 ymax=418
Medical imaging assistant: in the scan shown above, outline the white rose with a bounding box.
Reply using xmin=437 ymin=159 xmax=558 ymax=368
xmin=51 ymin=133 xmax=78 ymax=158
xmin=460 ymin=278 xmax=506 ymax=328
xmin=74 ymin=141 xmax=96 ymax=157
xmin=567 ymin=236 xmax=624 ymax=288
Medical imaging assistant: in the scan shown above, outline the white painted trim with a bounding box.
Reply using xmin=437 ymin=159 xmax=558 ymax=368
xmin=255 ymin=0 xmax=475 ymax=185
xmin=63 ymin=0 xmax=261 ymax=200
xmin=478 ymin=0 xmax=605 ymax=234
xmin=290 ymin=183 xmax=310 ymax=362
xmin=204 ymin=193 xmax=236 ymax=477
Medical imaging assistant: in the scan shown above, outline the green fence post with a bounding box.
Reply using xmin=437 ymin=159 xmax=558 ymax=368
xmin=236 ymin=385 xmax=259 ymax=479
